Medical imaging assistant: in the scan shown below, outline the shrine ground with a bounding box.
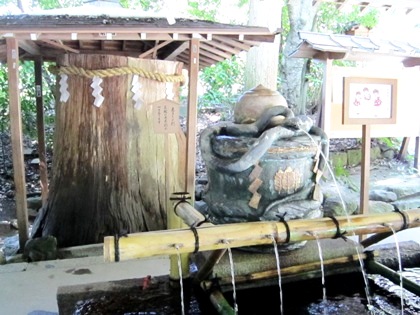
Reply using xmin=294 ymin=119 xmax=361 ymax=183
xmin=1 ymin=164 xmax=420 ymax=315
xmin=0 ymin=131 xmax=420 ymax=314
xmin=1 ymin=228 xmax=419 ymax=315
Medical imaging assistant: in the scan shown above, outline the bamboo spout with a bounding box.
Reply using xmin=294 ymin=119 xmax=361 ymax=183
xmin=171 ymin=194 xmax=207 ymax=228
xmin=103 ymin=208 xmax=420 ymax=262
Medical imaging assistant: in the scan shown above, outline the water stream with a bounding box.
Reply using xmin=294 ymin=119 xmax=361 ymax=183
xmin=225 ymin=243 xmax=239 ymax=314
xmin=175 ymin=245 xmax=186 ymax=315
xmin=301 ymin=129 xmax=373 ymax=308
xmin=384 ymin=223 xmax=405 ymax=314
xmin=310 ymin=231 xmax=327 ymax=309
xmin=271 ymin=234 xmax=284 ymax=315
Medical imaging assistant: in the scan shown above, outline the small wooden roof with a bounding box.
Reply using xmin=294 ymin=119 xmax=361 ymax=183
xmin=0 ymin=14 xmax=278 ymax=69
xmin=290 ymin=31 xmax=420 ymax=67
xmin=313 ymin=0 xmax=420 ymax=14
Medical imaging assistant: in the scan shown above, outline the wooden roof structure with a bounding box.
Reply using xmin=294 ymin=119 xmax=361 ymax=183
xmin=290 ymin=31 xmax=420 ymax=67
xmin=290 ymin=30 xmax=420 ymax=216
xmin=0 ymin=14 xmax=278 ymax=69
xmin=313 ymin=0 xmax=420 ymax=14
xmin=1 ymin=12 xmax=279 ymax=248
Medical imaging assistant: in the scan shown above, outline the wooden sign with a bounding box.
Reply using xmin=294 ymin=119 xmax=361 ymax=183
xmin=343 ymin=77 xmax=398 ymax=125
xmin=151 ymin=99 xmax=181 ymax=134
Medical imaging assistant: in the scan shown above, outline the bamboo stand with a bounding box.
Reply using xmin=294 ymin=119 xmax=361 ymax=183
xmin=104 ymin=208 xmax=420 ymax=261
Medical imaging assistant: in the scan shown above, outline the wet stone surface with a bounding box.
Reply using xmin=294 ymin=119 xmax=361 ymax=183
xmin=68 ymin=270 xmax=420 ymax=314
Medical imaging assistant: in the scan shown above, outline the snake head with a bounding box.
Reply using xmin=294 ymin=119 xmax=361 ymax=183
xmin=283 ymin=116 xmax=313 ymax=132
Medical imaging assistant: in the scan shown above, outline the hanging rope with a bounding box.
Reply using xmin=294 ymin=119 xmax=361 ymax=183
xmin=49 ymin=65 xmax=185 ymax=83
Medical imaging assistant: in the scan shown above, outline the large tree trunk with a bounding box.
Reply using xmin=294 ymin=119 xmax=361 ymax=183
xmin=32 ymin=54 xmax=185 ymax=247
xmin=244 ymin=0 xmax=283 ymax=91
xmin=280 ymin=0 xmax=315 ymax=114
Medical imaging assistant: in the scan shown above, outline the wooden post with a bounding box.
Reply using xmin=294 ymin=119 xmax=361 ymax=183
xmin=360 ymin=124 xmax=371 ymax=215
xmin=414 ymin=136 xmax=419 ymax=170
xmin=6 ymin=38 xmax=28 ymax=249
xmin=320 ymin=58 xmax=333 ymax=130
xmin=397 ymin=137 xmax=410 ymax=162
xmin=34 ymin=56 xmax=49 ymax=205
xmin=359 ymin=124 xmax=371 ymax=242
xmin=169 ymin=38 xmax=200 ymax=281
xmin=185 ymin=38 xmax=199 ymax=194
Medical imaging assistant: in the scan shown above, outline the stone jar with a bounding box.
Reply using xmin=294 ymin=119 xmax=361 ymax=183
xmin=233 ymin=84 xmax=288 ymax=124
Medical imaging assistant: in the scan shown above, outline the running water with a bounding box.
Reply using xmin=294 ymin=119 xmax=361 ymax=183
xmin=384 ymin=223 xmax=405 ymax=314
xmin=175 ymin=245 xmax=185 ymax=315
xmin=270 ymin=235 xmax=284 ymax=315
xmin=225 ymin=242 xmax=239 ymax=314
xmin=300 ymin=129 xmax=373 ymax=308
xmin=309 ymin=231 xmax=328 ymax=312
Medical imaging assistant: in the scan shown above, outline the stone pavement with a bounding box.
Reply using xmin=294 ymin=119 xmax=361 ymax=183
xmin=0 ymin=254 xmax=170 ymax=315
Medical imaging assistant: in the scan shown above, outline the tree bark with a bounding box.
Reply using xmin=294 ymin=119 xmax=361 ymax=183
xmin=280 ymin=0 xmax=315 ymax=114
xmin=32 ymin=54 xmax=185 ymax=247
xmin=244 ymin=0 xmax=283 ymax=91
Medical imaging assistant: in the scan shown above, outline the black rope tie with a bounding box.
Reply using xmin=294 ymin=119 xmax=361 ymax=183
xmin=114 ymin=233 xmax=120 ymax=262
xmin=191 ymin=226 xmax=200 ymax=254
xmin=170 ymin=192 xmax=191 ymax=216
xmin=114 ymin=230 xmax=128 ymax=262
xmin=276 ymin=212 xmax=291 ymax=244
xmin=394 ymin=207 xmax=409 ymax=231
xmin=327 ymin=215 xmax=348 ymax=241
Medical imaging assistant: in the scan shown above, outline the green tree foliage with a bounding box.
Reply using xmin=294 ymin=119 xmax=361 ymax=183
xmin=120 ymin=0 xmax=164 ymax=11
xmin=315 ymin=2 xmax=379 ymax=33
xmin=187 ymin=0 xmax=248 ymax=112
xmin=303 ymin=3 xmax=379 ymax=112
xmin=0 ymin=61 xmax=56 ymax=137
xmin=199 ymin=55 xmax=244 ymax=112
xmin=188 ymin=0 xmax=221 ymax=20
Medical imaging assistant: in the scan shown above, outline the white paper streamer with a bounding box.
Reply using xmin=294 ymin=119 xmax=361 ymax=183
xmin=59 ymin=74 xmax=70 ymax=102
xmin=166 ymin=82 xmax=174 ymax=100
xmin=131 ymin=75 xmax=144 ymax=109
xmin=91 ymin=76 xmax=104 ymax=107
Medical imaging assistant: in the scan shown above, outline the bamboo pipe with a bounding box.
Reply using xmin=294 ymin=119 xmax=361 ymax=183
xmin=366 ymin=260 xmax=420 ymax=297
xmin=103 ymin=208 xmax=420 ymax=262
xmin=360 ymin=231 xmax=393 ymax=248
xmin=195 ymin=249 xmax=227 ymax=283
xmin=201 ymin=253 xmax=367 ymax=289
xmin=207 ymin=289 xmax=236 ymax=315
xmin=172 ymin=197 xmax=207 ymax=228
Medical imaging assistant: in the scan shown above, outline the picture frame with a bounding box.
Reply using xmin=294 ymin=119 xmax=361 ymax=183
xmin=342 ymin=77 xmax=398 ymax=125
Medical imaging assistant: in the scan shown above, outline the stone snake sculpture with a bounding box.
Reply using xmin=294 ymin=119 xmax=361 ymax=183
xmin=199 ymin=106 xmax=329 ymax=175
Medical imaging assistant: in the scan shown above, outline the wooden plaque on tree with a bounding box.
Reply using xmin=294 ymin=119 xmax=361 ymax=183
xmin=151 ymin=99 xmax=181 ymax=134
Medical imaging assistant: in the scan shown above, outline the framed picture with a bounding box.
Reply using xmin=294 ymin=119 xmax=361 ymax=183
xmin=342 ymin=77 xmax=398 ymax=125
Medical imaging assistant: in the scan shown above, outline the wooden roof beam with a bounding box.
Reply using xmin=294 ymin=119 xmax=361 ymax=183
xmin=200 ymin=42 xmax=232 ymax=59
xmin=79 ymin=50 xmax=143 ymax=57
xmin=139 ymin=40 xmax=172 ymax=58
xmin=205 ymin=40 xmax=242 ymax=55
xmin=40 ymin=39 xmax=80 ymax=53
xmin=5 ymin=32 xmax=189 ymax=41
xmin=402 ymin=57 xmax=420 ymax=67
xmin=212 ymin=35 xmax=252 ymax=51
xmin=198 ymin=49 xmax=226 ymax=62
xmin=165 ymin=41 xmax=189 ymax=61
xmin=179 ymin=51 xmax=215 ymax=67
xmin=313 ymin=50 xmax=347 ymax=60
xmin=19 ymin=40 xmax=42 ymax=55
